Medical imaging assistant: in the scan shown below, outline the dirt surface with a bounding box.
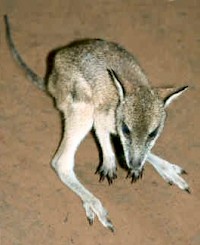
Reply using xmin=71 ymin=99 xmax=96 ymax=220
xmin=0 ymin=1 xmax=200 ymax=244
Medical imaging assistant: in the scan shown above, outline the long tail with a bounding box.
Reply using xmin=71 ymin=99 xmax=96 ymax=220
xmin=4 ymin=15 xmax=46 ymax=91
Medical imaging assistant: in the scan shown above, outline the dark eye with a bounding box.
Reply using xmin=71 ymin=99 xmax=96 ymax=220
xmin=122 ymin=122 xmax=131 ymax=137
xmin=148 ymin=126 xmax=159 ymax=139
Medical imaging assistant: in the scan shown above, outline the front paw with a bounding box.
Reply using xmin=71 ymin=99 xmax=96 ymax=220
xmin=95 ymin=165 xmax=117 ymax=185
xmin=126 ymin=167 xmax=144 ymax=183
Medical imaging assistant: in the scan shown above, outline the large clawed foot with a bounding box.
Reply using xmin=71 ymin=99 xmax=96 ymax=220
xmin=95 ymin=165 xmax=117 ymax=185
xmin=126 ymin=168 xmax=144 ymax=183
xmin=83 ymin=198 xmax=115 ymax=232
xmin=147 ymin=153 xmax=190 ymax=193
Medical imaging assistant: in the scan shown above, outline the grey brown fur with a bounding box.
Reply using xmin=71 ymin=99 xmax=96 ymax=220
xmin=4 ymin=15 xmax=190 ymax=231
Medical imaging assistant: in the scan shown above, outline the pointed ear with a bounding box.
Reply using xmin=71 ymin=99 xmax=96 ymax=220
xmin=107 ymin=69 xmax=125 ymax=103
xmin=157 ymin=86 xmax=188 ymax=108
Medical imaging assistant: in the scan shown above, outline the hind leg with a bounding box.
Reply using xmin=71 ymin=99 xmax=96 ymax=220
xmin=52 ymin=101 xmax=114 ymax=231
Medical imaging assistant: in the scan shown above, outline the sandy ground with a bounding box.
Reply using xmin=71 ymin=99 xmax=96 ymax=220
xmin=0 ymin=1 xmax=200 ymax=244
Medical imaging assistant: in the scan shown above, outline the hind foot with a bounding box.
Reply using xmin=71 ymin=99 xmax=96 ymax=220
xmin=83 ymin=197 xmax=115 ymax=232
xmin=147 ymin=153 xmax=190 ymax=193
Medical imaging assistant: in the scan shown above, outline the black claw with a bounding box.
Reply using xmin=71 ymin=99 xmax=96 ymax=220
xmin=108 ymin=225 xmax=115 ymax=233
xmin=126 ymin=169 xmax=133 ymax=179
xmin=99 ymin=174 xmax=105 ymax=182
xmin=96 ymin=166 xmax=117 ymax=184
xmin=131 ymin=177 xmax=136 ymax=184
xmin=108 ymin=177 xmax=113 ymax=185
xmin=113 ymin=173 xmax=117 ymax=179
xmin=132 ymin=175 xmax=139 ymax=183
xmin=140 ymin=168 xmax=144 ymax=179
xmin=185 ymin=188 xmax=191 ymax=194
xmin=87 ymin=217 xmax=94 ymax=226
xmin=127 ymin=168 xmax=144 ymax=183
xmin=182 ymin=169 xmax=188 ymax=175
xmin=107 ymin=174 xmax=118 ymax=185
xmin=106 ymin=219 xmax=115 ymax=233
xmin=168 ymin=181 xmax=173 ymax=186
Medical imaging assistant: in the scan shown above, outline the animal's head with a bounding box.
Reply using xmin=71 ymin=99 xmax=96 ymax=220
xmin=108 ymin=69 xmax=188 ymax=173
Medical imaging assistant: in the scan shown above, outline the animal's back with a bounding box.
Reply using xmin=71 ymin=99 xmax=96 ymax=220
xmin=49 ymin=39 xmax=150 ymax=109
xmin=55 ymin=39 xmax=149 ymax=86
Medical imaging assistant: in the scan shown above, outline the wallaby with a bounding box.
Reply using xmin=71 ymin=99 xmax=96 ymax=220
xmin=4 ymin=15 xmax=190 ymax=231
